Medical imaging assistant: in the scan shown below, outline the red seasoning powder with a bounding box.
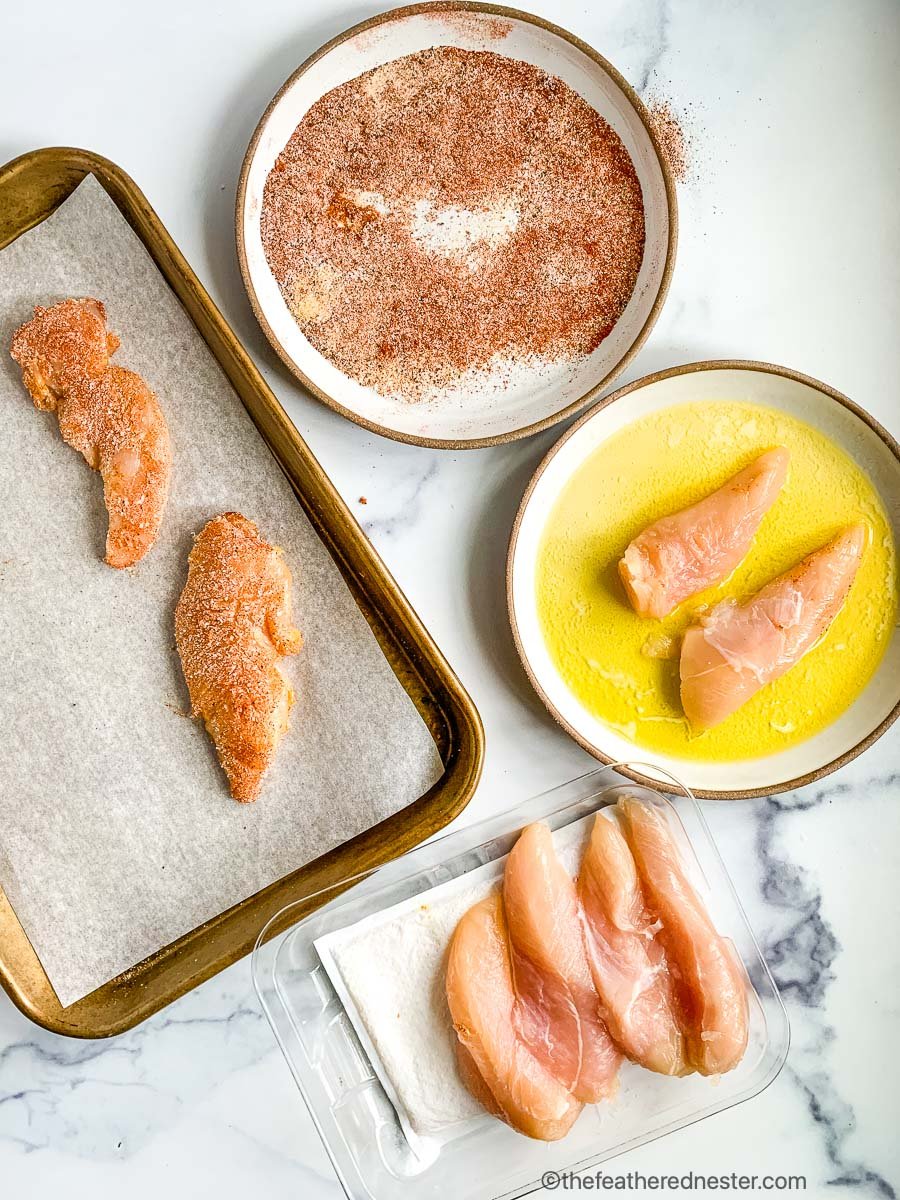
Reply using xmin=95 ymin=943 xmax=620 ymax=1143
xmin=261 ymin=48 xmax=645 ymax=400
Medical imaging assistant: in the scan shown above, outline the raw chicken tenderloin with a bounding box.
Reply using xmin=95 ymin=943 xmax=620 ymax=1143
xmin=619 ymin=447 xmax=790 ymax=619
xmin=680 ymin=523 xmax=866 ymax=729
xmin=577 ymin=813 xmax=688 ymax=1076
xmin=618 ymin=798 xmax=749 ymax=1075
xmin=446 ymin=893 xmax=583 ymax=1141
xmin=503 ymin=823 xmax=621 ymax=1102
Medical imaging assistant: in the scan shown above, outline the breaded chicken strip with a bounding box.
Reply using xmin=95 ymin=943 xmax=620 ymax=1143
xmin=10 ymin=298 xmax=171 ymax=568
xmin=10 ymin=298 xmax=118 ymax=406
xmin=174 ymin=513 xmax=303 ymax=802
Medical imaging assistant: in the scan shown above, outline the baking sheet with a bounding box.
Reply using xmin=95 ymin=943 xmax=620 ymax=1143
xmin=0 ymin=175 xmax=443 ymax=1008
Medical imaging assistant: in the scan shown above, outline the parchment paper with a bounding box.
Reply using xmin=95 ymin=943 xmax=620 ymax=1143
xmin=0 ymin=176 xmax=443 ymax=1007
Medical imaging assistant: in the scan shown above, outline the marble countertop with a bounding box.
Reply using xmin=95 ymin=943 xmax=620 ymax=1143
xmin=1 ymin=0 xmax=897 ymax=1196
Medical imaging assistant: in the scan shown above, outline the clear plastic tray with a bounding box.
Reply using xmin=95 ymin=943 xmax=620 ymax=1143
xmin=253 ymin=768 xmax=789 ymax=1200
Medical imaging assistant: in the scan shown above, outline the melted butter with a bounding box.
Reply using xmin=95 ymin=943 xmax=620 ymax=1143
xmin=535 ymin=401 xmax=897 ymax=762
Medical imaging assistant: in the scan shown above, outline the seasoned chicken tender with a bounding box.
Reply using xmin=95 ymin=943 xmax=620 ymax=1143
xmin=10 ymin=298 xmax=170 ymax=567
xmin=175 ymin=512 xmax=303 ymax=803
xmin=10 ymin=298 xmax=119 ymax=407
xmin=57 ymin=367 xmax=171 ymax=568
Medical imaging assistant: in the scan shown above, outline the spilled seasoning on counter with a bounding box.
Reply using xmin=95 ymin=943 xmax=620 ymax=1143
xmin=261 ymin=48 xmax=645 ymax=401
xmin=647 ymin=98 xmax=691 ymax=183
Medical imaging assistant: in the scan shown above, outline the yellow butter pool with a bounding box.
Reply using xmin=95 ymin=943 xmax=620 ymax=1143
xmin=536 ymin=401 xmax=897 ymax=762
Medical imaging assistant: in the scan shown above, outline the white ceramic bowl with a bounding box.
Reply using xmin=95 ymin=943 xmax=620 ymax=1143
xmin=237 ymin=2 xmax=676 ymax=448
xmin=508 ymin=361 xmax=900 ymax=798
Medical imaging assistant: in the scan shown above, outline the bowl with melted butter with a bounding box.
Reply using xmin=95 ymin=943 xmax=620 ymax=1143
xmin=508 ymin=361 xmax=899 ymax=797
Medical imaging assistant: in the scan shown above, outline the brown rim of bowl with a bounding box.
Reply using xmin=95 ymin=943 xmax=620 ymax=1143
xmin=506 ymin=358 xmax=900 ymax=800
xmin=235 ymin=0 xmax=678 ymax=450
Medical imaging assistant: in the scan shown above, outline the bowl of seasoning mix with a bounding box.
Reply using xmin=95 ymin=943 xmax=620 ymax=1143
xmin=237 ymin=2 xmax=677 ymax=448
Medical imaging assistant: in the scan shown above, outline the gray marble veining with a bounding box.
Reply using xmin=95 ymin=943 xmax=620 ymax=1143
xmin=0 ymin=0 xmax=897 ymax=1196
